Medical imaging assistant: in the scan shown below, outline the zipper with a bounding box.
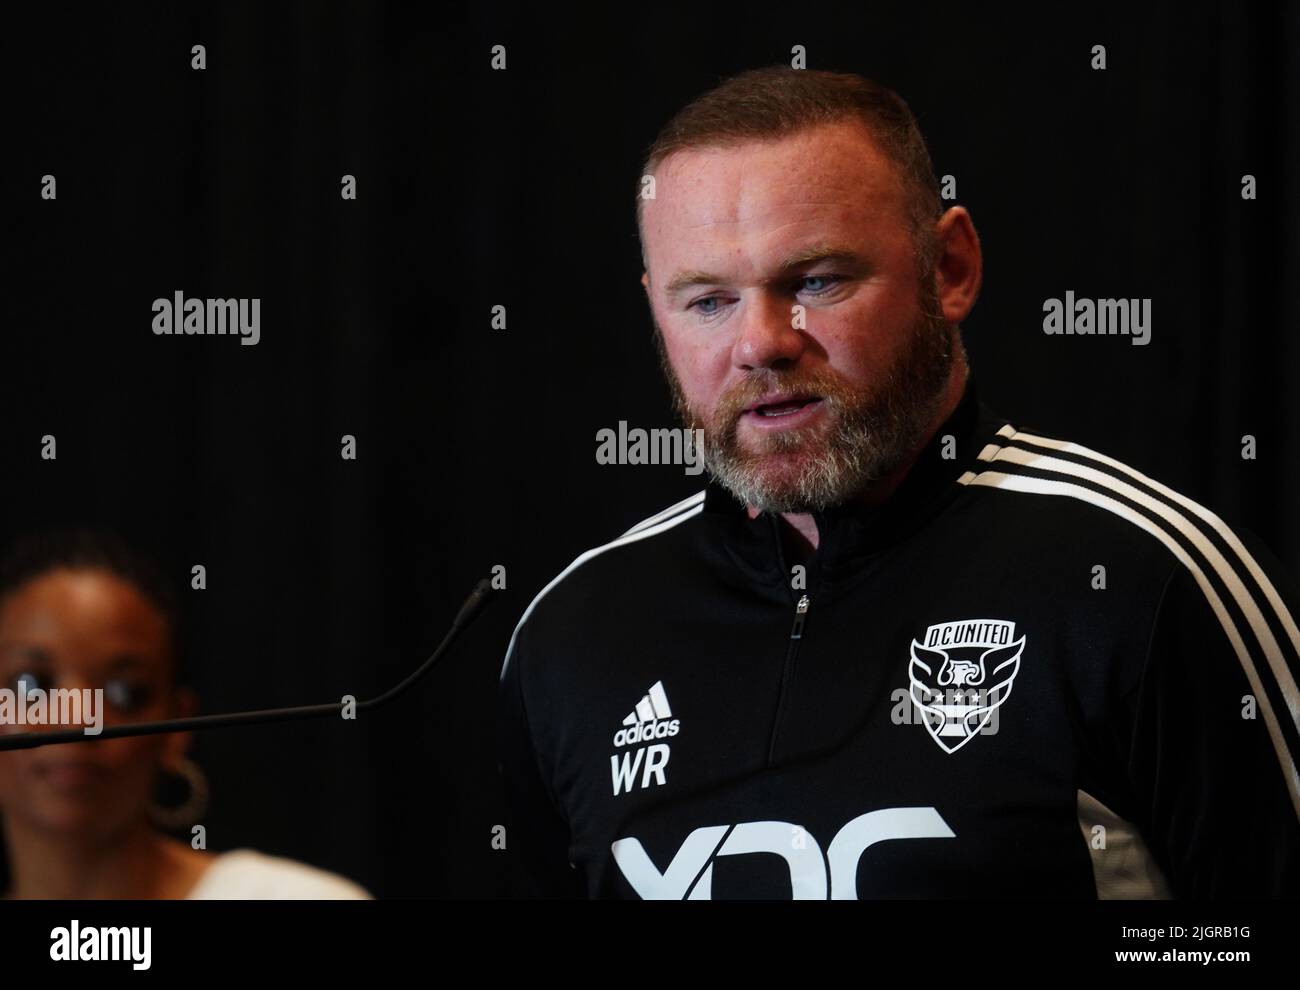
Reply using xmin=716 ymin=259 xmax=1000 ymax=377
xmin=766 ymin=593 xmax=811 ymax=766
xmin=790 ymin=594 xmax=810 ymax=639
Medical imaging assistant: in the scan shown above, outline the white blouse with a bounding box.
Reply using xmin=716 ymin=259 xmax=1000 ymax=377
xmin=185 ymin=849 xmax=372 ymax=899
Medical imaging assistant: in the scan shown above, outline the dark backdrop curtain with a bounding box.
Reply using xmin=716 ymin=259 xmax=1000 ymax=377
xmin=1 ymin=1 xmax=1296 ymax=896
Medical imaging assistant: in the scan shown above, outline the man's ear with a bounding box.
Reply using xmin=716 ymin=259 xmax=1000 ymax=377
xmin=931 ymin=205 xmax=982 ymax=325
xmin=640 ymin=270 xmax=650 ymax=291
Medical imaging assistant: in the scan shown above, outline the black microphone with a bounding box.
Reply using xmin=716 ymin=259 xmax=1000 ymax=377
xmin=0 ymin=577 xmax=498 ymax=752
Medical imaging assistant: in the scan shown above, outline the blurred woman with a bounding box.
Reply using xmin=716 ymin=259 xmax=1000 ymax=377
xmin=0 ymin=528 xmax=370 ymax=899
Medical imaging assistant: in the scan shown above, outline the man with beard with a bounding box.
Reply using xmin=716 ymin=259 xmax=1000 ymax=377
xmin=497 ymin=66 xmax=1300 ymax=899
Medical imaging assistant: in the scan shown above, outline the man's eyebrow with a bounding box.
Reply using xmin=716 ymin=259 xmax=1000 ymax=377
xmin=663 ymin=244 xmax=864 ymax=297
xmin=774 ymin=244 xmax=863 ymax=271
xmin=664 ymin=268 xmax=724 ymax=297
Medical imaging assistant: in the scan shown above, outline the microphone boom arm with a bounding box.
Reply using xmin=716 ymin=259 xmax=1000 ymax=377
xmin=0 ymin=577 xmax=498 ymax=752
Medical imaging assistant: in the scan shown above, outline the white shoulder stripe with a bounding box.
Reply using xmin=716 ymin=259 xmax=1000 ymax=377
xmin=620 ymin=490 xmax=707 ymax=538
xmin=499 ymin=501 xmax=705 ymax=680
xmin=960 ymin=437 xmax=1300 ymax=821
xmin=977 ymin=438 xmax=1300 ymax=731
xmin=1012 ymin=429 xmax=1300 ymax=669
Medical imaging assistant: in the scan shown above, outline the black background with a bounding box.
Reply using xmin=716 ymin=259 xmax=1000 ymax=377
xmin=1 ymin=1 xmax=1296 ymax=897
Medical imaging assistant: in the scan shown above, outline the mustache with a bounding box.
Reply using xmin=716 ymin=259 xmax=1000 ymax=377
xmin=709 ymin=369 xmax=850 ymax=427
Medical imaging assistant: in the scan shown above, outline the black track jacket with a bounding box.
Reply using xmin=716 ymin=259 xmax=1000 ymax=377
xmin=497 ymin=377 xmax=1300 ymax=899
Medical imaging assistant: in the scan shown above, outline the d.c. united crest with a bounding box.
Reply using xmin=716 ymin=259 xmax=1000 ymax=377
xmin=907 ymin=618 xmax=1025 ymax=754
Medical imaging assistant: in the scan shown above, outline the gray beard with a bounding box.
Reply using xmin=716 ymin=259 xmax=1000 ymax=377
xmin=657 ymin=305 xmax=956 ymax=515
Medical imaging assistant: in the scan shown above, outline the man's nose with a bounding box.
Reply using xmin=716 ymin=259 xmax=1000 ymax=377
xmin=731 ymin=291 xmax=805 ymax=370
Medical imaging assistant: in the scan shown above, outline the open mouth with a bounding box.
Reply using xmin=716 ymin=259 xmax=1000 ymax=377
xmin=747 ymin=396 xmax=823 ymax=418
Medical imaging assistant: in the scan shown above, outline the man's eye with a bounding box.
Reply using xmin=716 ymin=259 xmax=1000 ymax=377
xmin=104 ymin=679 xmax=152 ymax=712
xmin=799 ymin=275 xmax=844 ymax=294
xmin=687 ymin=277 xmax=842 ymax=314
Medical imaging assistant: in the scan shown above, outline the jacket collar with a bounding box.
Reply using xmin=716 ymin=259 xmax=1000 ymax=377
xmin=699 ymin=374 xmax=1008 ymax=587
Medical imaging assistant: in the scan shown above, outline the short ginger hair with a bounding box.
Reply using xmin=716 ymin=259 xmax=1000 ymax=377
xmin=635 ymin=65 xmax=944 ymax=280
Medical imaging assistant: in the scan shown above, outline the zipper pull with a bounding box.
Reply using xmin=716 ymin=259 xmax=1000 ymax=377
xmin=790 ymin=595 xmax=810 ymax=640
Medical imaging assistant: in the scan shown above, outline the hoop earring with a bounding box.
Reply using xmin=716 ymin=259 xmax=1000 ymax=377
xmin=148 ymin=757 xmax=209 ymax=830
